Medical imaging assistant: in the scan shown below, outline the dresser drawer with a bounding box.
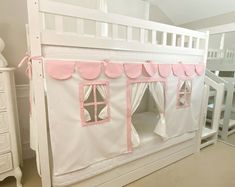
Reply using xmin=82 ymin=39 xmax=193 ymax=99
xmin=0 ymin=133 xmax=10 ymax=154
xmin=0 ymin=112 xmax=8 ymax=133
xmin=0 ymin=93 xmax=6 ymax=111
xmin=0 ymin=153 xmax=13 ymax=174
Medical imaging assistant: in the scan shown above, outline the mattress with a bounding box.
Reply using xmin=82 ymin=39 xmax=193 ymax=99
xmin=132 ymin=112 xmax=160 ymax=143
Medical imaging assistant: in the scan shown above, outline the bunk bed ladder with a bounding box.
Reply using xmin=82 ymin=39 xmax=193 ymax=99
xmin=200 ymin=74 xmax=224 ymax=149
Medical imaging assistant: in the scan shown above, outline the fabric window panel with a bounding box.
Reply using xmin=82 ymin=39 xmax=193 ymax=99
xmin=97 ymin=84 xmax=108 ymax=120
xmin=177 ymin=79 xmax=192 ymax=108
xmin=131 ymin=83 xmax=149 ymax=147
xmin=83 ymin=85 xmax=93 ymax=122
xmin=148 ymin=82 xmax=167 ymax=139
xmin=185 ymin=80 xmax=192 ymax=92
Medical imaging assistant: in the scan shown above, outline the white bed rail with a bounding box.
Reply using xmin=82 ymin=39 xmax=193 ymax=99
xmin=38 ymin=0 xmax=207 ymax=55
xmin=207 ymin=49 xmax=224 ymax=60
xmin=208 ymin=48 xmax=235 ymax=60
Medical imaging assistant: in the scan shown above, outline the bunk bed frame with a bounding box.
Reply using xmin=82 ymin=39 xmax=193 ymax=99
xmin=202 ymin=23 xmax=235 ymax=141
xmin=26 ymin=0 xmax=209 ymax=186
xmin=205 ymin=71 xmax=235 ymax=140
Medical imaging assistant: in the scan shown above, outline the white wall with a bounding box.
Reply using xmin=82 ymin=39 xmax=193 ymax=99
xmin=208 ymin=34 xmax=222 ymax=49
xmin=108 ymin=0 xmax=149 ymax=20
xmin=0 ymin=0 xmax=28 ymax=85
xmin=149 ymin=4 xmax=174 ymax=25
xmin=16 ymin=85 xmax=35 ymax=159
xmin=224 ymin=31 xmax=235 ymax=49
xmin=181 ymin=11 xmax=235 ymax=30
xmin=51 ymin=0 xmax=173 ymax=23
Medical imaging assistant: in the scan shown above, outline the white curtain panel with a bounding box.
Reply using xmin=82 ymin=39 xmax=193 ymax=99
xmin=97 ymin=84 xmax=108 ymax=119
xmin=185 ymin=80 xmax=192 ymax=91
xmin=29 ymin=79 xmax=41 ymax=176
xmin=30 ymin=80 xmax=37 ymax=150
xmin=148 ymin=82 xmax=167 ymax=139
xmin=83 ymin=85 xmax=92 ymax=122
xmin=131 ymin=82 xmax=149 ymax=147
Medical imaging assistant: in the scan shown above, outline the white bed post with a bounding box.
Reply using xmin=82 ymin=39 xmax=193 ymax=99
xmin=196 ymin=85 xmax=209 ymax=152
xmin=195 ymin=31 xmax=209 ymax=152
xmin=97 ymin=0 xmax=108 ymax=37
xmin=27 ymin=0 xmax=52 ymax=186
xmin=221 ymin=80 xmax=234 ymax=140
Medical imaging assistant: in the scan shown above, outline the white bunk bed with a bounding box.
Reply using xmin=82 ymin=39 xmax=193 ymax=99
xmin=205 ymin=71 xmax=235 ymax=140
xmin=25 ymin=0 xmax=209 ymax=186
xmin=202 ymin=23 xmax=235 ymax=141
xmin=207 ymin=48 xmax=235 ymax=62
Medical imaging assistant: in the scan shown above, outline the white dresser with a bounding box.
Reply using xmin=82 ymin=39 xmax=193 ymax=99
xmin=0 ymin=68 xmax=22 ymax=187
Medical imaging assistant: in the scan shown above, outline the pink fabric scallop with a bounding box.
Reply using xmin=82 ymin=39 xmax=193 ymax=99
xmin=172 ymin=64 xmax=184 ymax=77
xmin=124 ymin=63 xmax=142 ymax=79
xmin=104 ymin=63 xmax=123 ymax=78
xmin=195 ymin=64 xmax=205 ymax=76
xmin=143 ymin=63 xmax=157 ymax=77
xmin=76 ymin=62 xmax=102 ymax=80
xmin=45 ymin=60 xmax=75 ymax=80
xmin=158 ymin=64 xmax=172 ymax=78
xmin=184 ymin=64 xmax=195 ymax=76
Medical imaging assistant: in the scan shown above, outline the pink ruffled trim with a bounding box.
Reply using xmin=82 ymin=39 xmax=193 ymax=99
xmin=183 ymin=64 xmax=195 ymax=76
xmin=77 ymin=62 xmax=102 ymax=80
xmin=172 ymin=64 xmax=184 ymax=77
xmin=143 ymin=62 xmax=158 ymax=77
xmin=104 ymin=63 xmax=123 ymax=78
xmin=158 ymin=64 xmax=171 ymax=78
xmin=45 ymin=60 xmax=205 ymax=80
xmin=195 ymin=64 xmax=205 ymax=75
xmin=45 ymin=60 xmax=75 ymax=80
xmin=124 ymin=63 xmax=142 ymax=79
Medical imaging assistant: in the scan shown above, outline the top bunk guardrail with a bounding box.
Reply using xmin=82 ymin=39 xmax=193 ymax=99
xmin=35 ymin=0 xmax=208 ymax=55
xmin=208 ymin=48 xmax=235 ymax=60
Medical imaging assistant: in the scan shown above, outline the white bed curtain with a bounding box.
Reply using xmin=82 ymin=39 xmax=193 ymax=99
xmin=131 ymin=83 xmax=149 ymax=147
xmin=148 ymin=82 xmax=167 ymax=139
xmin=97 ymin=85 xmax=108 ymax=119
xmin=84 ymin=85 xmax=92 ymax=122
xmin=29 ymin=79 xmax=41 ymax=176
xmin=185 ymin=80 xmax=192 ymax=91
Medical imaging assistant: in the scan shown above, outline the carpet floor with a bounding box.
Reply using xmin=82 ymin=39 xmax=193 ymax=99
xmin=1 ymin=142 xmax=235 ymax=187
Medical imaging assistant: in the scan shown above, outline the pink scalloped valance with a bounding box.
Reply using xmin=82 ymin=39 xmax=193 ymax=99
xmin=104 ymin=63 xmax=123 ymax=78
xmin=183 ymin=64 xmax=195 ymax=76
xmin=124 ymin=63 xmax=142 ymax=79
xmin=172 ymin=64 xmax=184 ymax=77
xmin=143 ymin=62 xmax=158 ymax=77
xmin=76 ymin=62 xmax=102 ymax=80
xmin=158 ymin=64 xmax=172 ymax=78
xmin=45 ymin=60 xmax=205 ymax=80
xmin=195 ymin=64 xmax=205 ymax=75
xmin=45 ymin=60 xmax=75 ymax=80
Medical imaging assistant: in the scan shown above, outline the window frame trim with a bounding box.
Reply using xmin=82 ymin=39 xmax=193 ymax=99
xmin=176 ymin=78 xmax=192 ymax=109
xmin=79 ymin=80 xmax=110 ymax=126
